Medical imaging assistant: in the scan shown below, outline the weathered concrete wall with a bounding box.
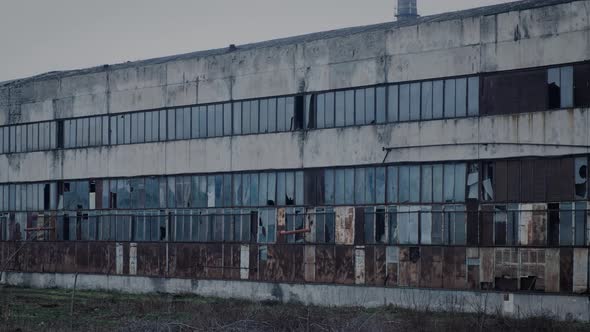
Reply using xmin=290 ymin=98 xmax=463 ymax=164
xmin=0 ymin=107 xmax=587 ymax=183
xmin=3 ymin=271 xmax=589 ymax=321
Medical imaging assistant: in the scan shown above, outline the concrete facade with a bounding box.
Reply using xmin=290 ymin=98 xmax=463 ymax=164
xmin=1 ymin=0 xmax=590 ymax=320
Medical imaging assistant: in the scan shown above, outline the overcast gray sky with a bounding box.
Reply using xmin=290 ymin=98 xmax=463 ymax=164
xmin=0 ymin=0 xmax=514 ymax=81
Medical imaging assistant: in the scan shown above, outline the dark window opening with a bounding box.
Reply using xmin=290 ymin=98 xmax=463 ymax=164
xmin=305 ymin=94 xmax=316 ymax=129
xmin=294 ymin=95 xmax=304 ymax=130
xmin=56 ymin=120 xmax=64 ymax=148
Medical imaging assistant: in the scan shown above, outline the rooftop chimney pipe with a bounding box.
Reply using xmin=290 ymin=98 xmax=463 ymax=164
xmin=396 ymin=0 xmax=419 ymax=21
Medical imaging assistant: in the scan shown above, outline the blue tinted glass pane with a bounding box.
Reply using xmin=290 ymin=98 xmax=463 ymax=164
xmin=345 ymin=90 xmax=355 ymax=126
xmin=259 ymin=99 xmax=268 ymax=133
xmin=455 ymin=78 xmax=467 ymax=117
xmin=387 ymin=166 xmax=398 ymax=203
xmin=376 ymin=167 xmax=386 ymax=204
xmin=325 ymin=92 xmax=335 ymax=128
xmin=335 ymin=91 xmax=345 ymax=127
xmin=365 ymin=88 xmax=375 ymax=124
xmin=399 ymin=84 xmax=410 ymax=122
xmin=316 ymin=94 xmax=325 ymax=129
xmin=468 ymin=77 xmax=479 ymax=116
xmin=388 ymin=85 xmax=398 ymax=123
xmin=325 ymin=169 xmax=335 ymax=205
xmin=277 ymin=97 xmax=286 ymax=132
xmin=421 ymin=81 xmax=433 ymax=120
xmin=335 ymin=169 xmax=345 ymax=205
xmin=444 ymin=79 xmax=456 ymax=118
xmin=223 ymin=103 xmax=232 ymax=136
xmin=268 ymin=98 xmax=277 ymax=132
xmin=207 ymin=105 xmax=215 ymax=137
xmin=376 ymin=87 xmax=386 ymax=124
xmin=433 ymin=80 xmax=444 ymax=119
xmin=233 ymin=103 xmax=242 ymax=135
xmin=410 ymin=83 xmax=420 ymax=121
xmin=241 ymin=102 xmax=250 ymax=134
xmin=355 ymin=89 xmax=365 ymax=125
xmin=250 ymin=100 xmax=259 ymax=133
xmin=344 ymin=168 xmax=354 ymax=204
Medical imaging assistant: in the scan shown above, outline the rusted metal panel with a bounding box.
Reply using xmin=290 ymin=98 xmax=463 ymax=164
xmin=398 ymin=247 xmax=419 ymax=287
xmin=304 ymin=245 xmax=315 ymax=282
xmin=545 ymin=249 xmax=560 ymax=293
xmin=230 ymin=244 xmax=241 ymax=280
xmin=443 ymin=247 xmax=466 ymax=289
xmin=335 ymin=207 xmax=354 ymax=245
xmin=420 ymin=246 xmax=443 ymax=289
xmin=481 ymin=68 xmax=546 ymax=116
xmin=75 ymin=242 xmax=90 ymax=274
xmin=385 ymin=246 xmax=398 ymax=287
xmin=494 ymin=248 xmax=518 ymax=291
xmin=519 ymin=249 xmax=546 ymax=291
xmin=87 ymin=242 xmax=111 ymax=275
xmin=354 ymin=246 xmax=365 ymax=285
xmin=292 ymin=245 xmax=305 ymax=283
xmin=334 ymin=246 xmax=354 ymax=285
xmin=560 ymin=248 xmax=573 ymax=293
xmin=249 ymin=244 xmax=258 ymax=280
xmin=137 ymin=243 xmax=163 ymax=277
xmin=240 ymin=244 xmax=249 ymax=280
xmin=315 ymin=245 xmax=335 ymax=283
xmin=115 ymin=243 xmax=124 ymax=275
xmin=519 ymin=204 xmax=532 ymax=246
xmin=129 ymin=243 xmax=137 ymax=275
xmin=276 ymin=208 xmax=286 ymax=244
xmin=354 ymin=208 xmax=365 ymax=245
xmin=573 ymin=248 xmax=588 ymax=294
xmin=364 ymin=246 xmax=375 ymax=285
xmin=374 ymin=246 xmax=386 ymax=286
xmin=206 ymin=244 xmax=223 ymax=279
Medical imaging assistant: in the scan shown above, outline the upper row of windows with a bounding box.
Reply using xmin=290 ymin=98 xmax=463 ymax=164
xmin=0 ymin=63 xmax=589 ymax=155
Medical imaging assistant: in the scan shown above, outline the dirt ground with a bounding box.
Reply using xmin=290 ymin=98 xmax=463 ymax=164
xmin=0 ymin=285 xmax=588 ymax=332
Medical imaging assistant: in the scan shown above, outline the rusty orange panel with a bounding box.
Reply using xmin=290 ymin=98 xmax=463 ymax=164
xmin=137 ymin=243 xmax=164 ymax=277
xmin=374 ymin=246 xmax=386 ymax=286
xmin=399 ymin=247 xmax=420 ymax=287
xmin=249 ymin=245 xmax=259 ymax=281
xmin=420 ymin=247 xmax=443 ymax=289
xmin=334 ymin=246 xmax=354 ymax=285
xmin=365 ymin=246 xmax=375 ymax=285
xmin=315 ymin=245 xmax=335 ymax=283
xmin=443 ymin=247 xmax=466 ymax=290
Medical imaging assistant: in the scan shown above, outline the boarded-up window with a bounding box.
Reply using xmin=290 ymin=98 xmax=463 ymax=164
xmin=481 ymin=69 xmax=546 ymax=115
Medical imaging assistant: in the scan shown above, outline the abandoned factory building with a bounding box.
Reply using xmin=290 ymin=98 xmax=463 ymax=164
xmin=1 ymin=0 xmax=590 ymax=319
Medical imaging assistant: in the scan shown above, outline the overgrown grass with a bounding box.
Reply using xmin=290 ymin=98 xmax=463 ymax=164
xmin=0 ymin=285 xmax=588 ymax=331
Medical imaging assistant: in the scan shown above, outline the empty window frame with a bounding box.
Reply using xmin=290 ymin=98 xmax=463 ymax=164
xmin=364 ymin=206 xmax=386 ymax=244
xmin=257 ymin=208 xmax=276 ymax=243
xmin=314 ymin=207 xmax=335 ymax=244
xmin=558 ymin=202 xmax=587 ymax=246
xmin=492 ymin=204 xmax=519 ymax=246
xmin=548 ymin=66 xmax=574 ymax=109
xmin=285 ymin=207 xmax=306 ymax=243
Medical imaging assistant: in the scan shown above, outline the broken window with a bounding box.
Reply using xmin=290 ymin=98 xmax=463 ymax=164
xmin=575 ymin=157 xmax=588 ymax=200
xmin=364 ymin=207 xmax=386 ymax=244
xmin=314 ymin=207 xmax=335 ymax=244
xmin=286 ymin=207 xmax=305 ymax=243
xmin=467 ymin=163 xmax=479 ymax=200
xmin=493 ymin=204 xmax=519 ymax=246
xmin=63 ymin=181 xmax=89 ymax=210
xmin=548 ymin=66 xmax=574 ymax=109
xmin=574 ymin=63 xmax=590 ymax=107
xmin=257 ymin=208 xmax=276 ymax=243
